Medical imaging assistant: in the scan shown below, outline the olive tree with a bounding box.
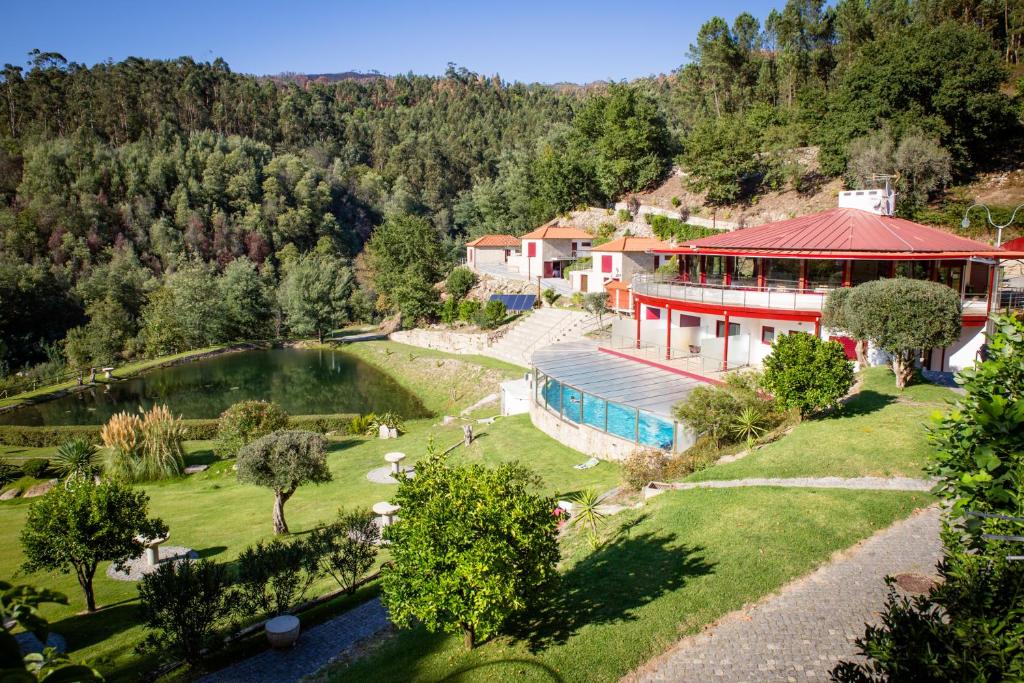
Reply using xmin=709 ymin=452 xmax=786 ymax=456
xmin=20 ymin=480 xmax=167 ymax=612
xmin=843 ymin=278 xmax=962 ymax=388
xmin=381 ymin=453 xmax=559 ymax=650
xmin=236 ymin=430 xmax=332 ymax=534
xmin=822 ymin=287 xmax=867 ymax=366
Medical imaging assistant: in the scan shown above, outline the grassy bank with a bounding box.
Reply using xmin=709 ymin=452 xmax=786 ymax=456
xmin=687 ymin=367 xmax=955 ymax=482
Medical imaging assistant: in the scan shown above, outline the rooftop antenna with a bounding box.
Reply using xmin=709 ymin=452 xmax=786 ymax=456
xmin=867 ymin=174 xmax=897 ymax=216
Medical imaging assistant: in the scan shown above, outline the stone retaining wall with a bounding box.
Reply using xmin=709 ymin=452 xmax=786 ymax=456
xmin=529 ymin=401 xmax=637 ymax=462
xmin=389 ymin=328 xmax=490 ymax=356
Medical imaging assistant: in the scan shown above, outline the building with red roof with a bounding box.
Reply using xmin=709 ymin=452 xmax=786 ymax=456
xmin=513 ymin=225 xmax=593 ymax=279
xmin=465 ymin=234 xmax=520 ymax=270
xmin=569 ymin=236 xmax=669 ymax=302
xmin=615 ymin=190 xmax=1024 ymax=375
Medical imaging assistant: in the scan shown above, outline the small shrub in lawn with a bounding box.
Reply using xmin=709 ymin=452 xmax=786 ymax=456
xmin=476 ymin=300 xmax=507 ymax=329
xmin=137 ymin=559 xmax=232 ymax=666
xmin=366 ymin=412 xmax=405 ymax=436
xmin=670 ymin=196 xmax=681 ymax=207
xmin=617 ymin=209 xmax=632 ymax=222
xmin=0 ymin=457 xmax=17 ymax=487
xmin=101 ymin=405 xmax=185 ymax=481
xmin=621 ymin=449 xmax=667 ymax=491
xmin=53 ymin=438 xmax=100 ymax=481
xmin=542 ymin=288 xmax=560 ymax=306
xmin=458 ymin=299 xmax=481 ymax=323
xmin=306 ymin=508 xmax=379 ymax=594
xmin=234 ymin=537 xmax=319 ymax=617
xmin=761 ymin=332 xmax=854 ymax=416
xmin=21 ymin=458 xmax=49 ymax=479
xmin=346 ymin=414 xmax=375 ymax=436
xmin=214 ymin=400 xmax=290 ymax=458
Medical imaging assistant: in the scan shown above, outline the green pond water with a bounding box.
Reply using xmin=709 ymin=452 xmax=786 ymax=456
xmin=0 ymin=348 xmax=430 ymax=426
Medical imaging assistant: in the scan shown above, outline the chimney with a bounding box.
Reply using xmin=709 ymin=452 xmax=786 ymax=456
xmin=838 ymin=176 xmax=896 ymax=216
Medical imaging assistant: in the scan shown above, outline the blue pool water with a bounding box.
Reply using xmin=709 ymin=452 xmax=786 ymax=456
xmin=540 ymin=379 xmax=675 ymax=450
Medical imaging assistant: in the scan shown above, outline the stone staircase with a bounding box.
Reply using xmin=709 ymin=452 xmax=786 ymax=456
xmin=486 ymin=308 xmax=604 ymax=367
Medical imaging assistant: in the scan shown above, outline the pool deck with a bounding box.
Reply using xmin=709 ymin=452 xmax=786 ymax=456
xmin=531 ymin=341 xmax=711 ymax=419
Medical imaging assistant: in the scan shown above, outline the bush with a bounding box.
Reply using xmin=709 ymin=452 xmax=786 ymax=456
xmin=446 ymin=267 xmax=477 ymax=301
xmin=617 ymin=209 xmax=632 ymax=222
xmin=306 ymin=508 xmax=379 ymax=594
xmin=645 ymin=214 xmax=720 ymax=242
xmin=235 ymin=537 xmax=319 ymax=617
xmin=673 ymin=371 xmax=780 ymax=447
xmin=287 ymin=413 xmax=359 ymax=434
xmin=476 ymin=300 xmax=507 ymax=329
xmin=458 ymin=299 xmax=481 ymax=323
xmin=137 ymin=559 xmax=232 ymax=666
xmin=670 ymin=196 xmax=681 ymax=207
xmin=100 ymin=405 xmax=185 ymax=481
xmin=214 ymin=400 xmax=290 ymax=458
xmin=621 ymin=449 xmax=667 ymax=491
xmin=542 ymin=288 xmax=560 ymax=306
xmin=0 ymin=457 xmax=17 ymax=487
xmin=439 ymin=296 xmax=459 ymax=325
xmin=53 ymin=438 xmax=100 ymax=481
xmin=762 ymin=333 xmax=854 ymax=416
xmin=366 ymin=412 xmax=405 ymax=436
xmin=346 ymin=414 xmax=375 ymax=436
xmin=21 ymin=458 xmax=49 ymax=479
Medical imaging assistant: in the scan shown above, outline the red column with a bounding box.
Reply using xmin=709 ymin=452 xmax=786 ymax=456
xmin=814 ymin=317 xmax=821 ymax=338
xmin=757 ymin=259 xmax=765 ymax=290
xmin=635 ymin=297 xmax=641 ymax=349
xmin=699 ymin=256 xmax=707 ymax=285
xmin=665 ymin=306 xmax=672 ymax=360
xmin=798 ymin=260 xmax=807 ymax=292
xmin=986 ymin=265 xmax=996 ymax=314
xmin=724 ymin=257 xmax=733 ymax=287
xmin=842 ymin=260 xmax=852 ymax=287
xmin=722 ymin=311 xmax=730 ymax=372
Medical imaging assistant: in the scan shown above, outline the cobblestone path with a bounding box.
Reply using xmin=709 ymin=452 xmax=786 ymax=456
xmin=624 ymin=506 xmax=942 ymax=683
xmin=198 ymin=598 xmax=390 ymax=683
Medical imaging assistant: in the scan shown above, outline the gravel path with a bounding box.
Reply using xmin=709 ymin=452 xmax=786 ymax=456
xmin=623 ymin=505 xmax=943 ymax=682
xmin=668 ymin=476 xmax=934 ymax=492
xmin=198 ymin=598 xmax=390 ymax=683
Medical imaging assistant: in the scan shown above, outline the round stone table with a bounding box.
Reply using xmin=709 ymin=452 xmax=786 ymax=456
xmin=372 ymin=501 xmax=401 ymax=527
xmin=384 ymin=452 xmax=406 ymax=475
xmin=265 ymin=614 xmax=301 ymax=648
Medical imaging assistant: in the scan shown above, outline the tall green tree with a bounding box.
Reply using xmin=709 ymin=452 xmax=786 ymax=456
xmin=366 ymin=214 xmax=448 ymax=324
xmin=278 ymin=250 xmax=353 ymax=342
xmin=218 ymin=257 xmax=271 ymax=340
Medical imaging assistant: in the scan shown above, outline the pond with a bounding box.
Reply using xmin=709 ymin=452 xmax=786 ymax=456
xmin=0 ymin=348 xmax=430 ymax=426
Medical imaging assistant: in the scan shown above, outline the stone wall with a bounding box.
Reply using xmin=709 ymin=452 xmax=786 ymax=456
xmin=389 ymin=328 xmax=490 ymax=356
xmin=529 ymin=401 xmax=637 ymax=462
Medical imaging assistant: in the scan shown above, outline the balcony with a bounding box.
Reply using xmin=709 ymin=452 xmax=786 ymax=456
xmin=631 ymin=274 xmax=990 ymax=315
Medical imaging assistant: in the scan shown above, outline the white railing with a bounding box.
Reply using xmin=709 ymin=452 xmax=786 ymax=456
xmin=632 ymin=274 xmax=991 ymax=315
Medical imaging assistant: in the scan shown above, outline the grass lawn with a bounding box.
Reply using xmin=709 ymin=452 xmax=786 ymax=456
xmin=0 ymin=342 xmax=616 ymax=681
xmin=324 ymin=487 xmax=933 ymax=683
xmin=686 ymin=367 xmax=957 ymax=482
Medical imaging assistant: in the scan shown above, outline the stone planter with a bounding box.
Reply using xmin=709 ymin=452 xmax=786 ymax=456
xmin=265 ymin=615 xmax=300 ymax=649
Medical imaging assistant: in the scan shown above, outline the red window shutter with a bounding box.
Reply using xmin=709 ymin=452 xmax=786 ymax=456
xmin=601 ymin=255 xmax=613 ymax=273
xmin=527 ymin=242 xmax=536 ymax=257
xmin=645 ymin=307 xmax=661 ymax=320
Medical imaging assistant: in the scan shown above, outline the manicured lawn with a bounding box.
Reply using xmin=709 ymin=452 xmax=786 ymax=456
xmin=686 ymin=367 xmax=956 ymax=482
xmin=0 ymin=342 xmax=616 ymax=681
xmin=324 ymin=487 xmax=932 ymax=683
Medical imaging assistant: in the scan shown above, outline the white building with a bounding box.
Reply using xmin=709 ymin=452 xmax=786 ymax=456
xmin=570 ymin=236 xmax=669 ymax=294
xmin=511 ymin=226 xmax=592 ymax=279
xmin=466 ymin=234 xmax=520 ymax=270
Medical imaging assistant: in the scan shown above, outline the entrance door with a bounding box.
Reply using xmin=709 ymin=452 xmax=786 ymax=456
xmin=580 ymin=274 xmax=588 ymax=291
xmin=543 ymin=262 xmax=554 ymax=278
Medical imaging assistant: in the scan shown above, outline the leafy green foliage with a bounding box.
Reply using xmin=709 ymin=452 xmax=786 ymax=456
xmin=457 ymin=299 xmax=481 ymax=323
xmin=21 ymin=459 xmax=49 ymax=479
xmin=0 ymin=458 xmax=16 ymax=488
xmin=236 ymin=430 xmax=332 ymax=534
xmin=582 ymin=292 xmax=608 ymax=325
xmin=214 ymin=400 xmax=290 ymax=458
xmin=234 ymin=537 xmax=319 ymax=617
xmin=445 ymin=267 xmax=477 ymax=302
xmin=542 ymin=288 xmax=560 ymax=306
xmin=838 ymin=278 xmax=962 ymax=388
xmin=674 ymin=371 xmax=780 ymax=447
xmin=53 ymin=438 xmax=100 ymax=481
xmin=366 ymin=412 xmax=405 ymax=436
xmin=568 ymin=488 xmax=607 ymax=549
xmin=136 ymin=559 xmax=232 ymax=666
xmin=381 ymin=453 xmax=559 ymax=649
xmin=644 ymin=214 xmax=720 ymax=242
xmin=278 ymin=248 xmax=354 ymax=342
xmin=476 ymin=300 xmax=507 ymax=329
xmin=680 ymin=113 xmax=767 ymax=205
xmin=306 ymin=509 xmax=379 ymax=594
xmin=927 ymin=315 xmax=1024 ymax=517
xmin=620 ymin=449 xmax=668 ymax=492
xmin=20 ymin=479 xmax=167 ymax=611
xmin=367 ymin=214 xmax=448 ymax=324
xmin=762 ymin=333 xmax=854 ymax=416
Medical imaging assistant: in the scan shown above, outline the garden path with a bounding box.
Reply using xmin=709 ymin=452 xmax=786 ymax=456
xmin=662 ymin=475 xmax=934 ymax=492
xmin=623 ymin=505 xmax=942 ymax=682
xmin=197 ymin=598 xmax=390 ymax=683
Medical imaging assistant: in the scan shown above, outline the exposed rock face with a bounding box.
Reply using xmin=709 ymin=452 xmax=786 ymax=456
xmin=23 ymin=479 xmax=58 ymax=498
xmin=0 ymin=488 xmax=20 ymax=500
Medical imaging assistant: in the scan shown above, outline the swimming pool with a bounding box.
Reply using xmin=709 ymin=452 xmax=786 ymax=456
xmin=539 ymin=377 xmax=677 ymax=450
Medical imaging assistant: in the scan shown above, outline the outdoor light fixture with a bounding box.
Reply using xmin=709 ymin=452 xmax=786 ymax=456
xmin=961 ymin=203 xmax=1024 ymax=248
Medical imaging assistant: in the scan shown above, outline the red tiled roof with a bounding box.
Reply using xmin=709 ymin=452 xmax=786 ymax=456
xmin=592 ymin=237 xmax=668 ymax=253
xmin=654 ymin=208 xmax=1005 ymax=256
xmin=604 ymin=279 xmax=630 ymax=290
xmin=466 ymin=234 xmax=520 ymax=248
xmin=521 ymin=226 xmax=593 ymax=240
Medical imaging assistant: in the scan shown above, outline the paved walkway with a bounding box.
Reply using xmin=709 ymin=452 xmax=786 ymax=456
xmin=624 ymin=506 xmax=942 ymax=683
xmin=669 ymin=476 xmax=935 ymax=492
xmin=198 ymin=598 xmax=390 ymax=683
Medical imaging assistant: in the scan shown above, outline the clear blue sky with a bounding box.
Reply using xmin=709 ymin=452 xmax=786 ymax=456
xmin=2 ymin=0 xmax=781 ymax=83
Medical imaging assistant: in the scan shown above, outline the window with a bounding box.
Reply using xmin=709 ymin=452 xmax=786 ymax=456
xmin=678 ymin=314 xmax=700 ymax=327
xmin=527 ymin=242 xmax=536 ymax=257
xmin=601 ymin=255 xmax=613 ymax=273
xmin=645 ymin=307 xmax=661 ymax=320
xmin=761 ymin=326 xmax=775 ymax=344
xmin=716 ymin=321 xmax=740 ymax=337
xmin=468 ymin=248 xmax=474 ymax=262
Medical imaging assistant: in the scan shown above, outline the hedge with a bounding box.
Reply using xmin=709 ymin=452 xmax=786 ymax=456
xmin=0 ymin=413 xmax=360 ymax=447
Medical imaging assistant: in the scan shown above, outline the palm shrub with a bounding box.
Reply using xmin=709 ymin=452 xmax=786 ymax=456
xmin=346 ymin=413 xmax=375 ymax=436
xmin=569 ymin=487 xmax=607 ymax=549
xmin=731 ymin=406 xmax=767 ymax=449
xmin=214 ymin=400 xmax=290 ymax=458
xmin=366 ymin=412 xmax=405 ymax=437
xmin=53 ymin=438 xmax=100 ymax=481
xmin=137 ymin=559 xmax=232 ymax=666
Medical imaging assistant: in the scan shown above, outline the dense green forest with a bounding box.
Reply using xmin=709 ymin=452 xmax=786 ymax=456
xmin=0 ymin=0 xmax=1022 ymax=378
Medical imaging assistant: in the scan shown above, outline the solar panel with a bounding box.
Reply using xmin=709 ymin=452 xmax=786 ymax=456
xmin=489 ymin=293 xmax=536 ymax=311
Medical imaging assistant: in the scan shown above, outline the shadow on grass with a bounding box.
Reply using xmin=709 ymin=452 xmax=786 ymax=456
xmin=511 ymin=515 xmax=714 ymax=653
xmin=436 ymin=658 xmax=566 ymax=683
xmin=52 ymin=602 xmax=141 ymax=650
xmin=327 ymin=438 xmax=367 ymax=453
xmin=195 ymin=545 xmax=228 ymax=559
xmin=829 ymin=390 xmax=895 ymax=418
xmin=185 ymin=449 xmax=218 ymax=466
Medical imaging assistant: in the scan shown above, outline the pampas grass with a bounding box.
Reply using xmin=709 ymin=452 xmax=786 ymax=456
xmin=100 ymin=405 xmax=185 ymax=481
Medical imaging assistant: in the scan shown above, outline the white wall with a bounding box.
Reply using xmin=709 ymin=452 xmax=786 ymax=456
xmin=468 ymin=246 xmax=513 ymax=268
